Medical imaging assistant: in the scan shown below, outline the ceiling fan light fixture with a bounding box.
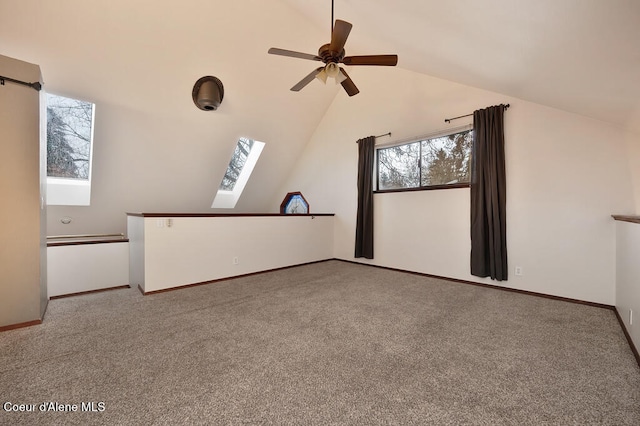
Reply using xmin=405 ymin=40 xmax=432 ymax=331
xmin=315 ymin=69 xmax=328 ymax=84
xmin=325 ymin=62 xmax=340 ymax=78
xmin=335 ymin=68 xmax=348 ymax=84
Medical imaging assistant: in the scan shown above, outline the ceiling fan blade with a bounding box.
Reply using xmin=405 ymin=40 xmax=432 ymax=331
xmin=330 ymin=19 xmax=352 ymax=53
xmin=268 ymin=48 xmax=322 ymax=62
xmin=291 ymin=67 xmax=325 ymax=91
xmin=339 ymin=68 xmax=359 ymax=97
xmin=342 ymin=55 xmax=398 ymax=66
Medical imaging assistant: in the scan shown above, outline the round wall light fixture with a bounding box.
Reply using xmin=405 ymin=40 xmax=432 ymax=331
xmin=192 ymin=76 xmax=224 ymax=111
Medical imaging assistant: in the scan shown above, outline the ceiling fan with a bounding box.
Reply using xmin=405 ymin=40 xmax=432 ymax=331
xmin=268 ymin=0 xmax=398 ymax=97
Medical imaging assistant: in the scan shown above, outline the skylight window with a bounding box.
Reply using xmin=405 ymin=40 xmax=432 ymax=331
xmin=46 ymin=93 xmax=95 ymax=205
xmin=212 ymin=137 xmax=265 ymax=208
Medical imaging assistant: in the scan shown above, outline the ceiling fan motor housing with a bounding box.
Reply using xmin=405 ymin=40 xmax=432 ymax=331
xmin=319 ymin=43 xmax=345 ymax=63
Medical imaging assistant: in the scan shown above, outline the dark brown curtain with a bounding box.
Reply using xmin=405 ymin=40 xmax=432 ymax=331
xmin=355 ymin=136 xmax=375 ymax=259
xmin=470 ymin=105 xmax=508 ymax=280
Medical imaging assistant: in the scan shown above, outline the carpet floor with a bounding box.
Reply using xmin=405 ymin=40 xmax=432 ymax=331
xmin=1 ymin=260 xmax=639 ymax=425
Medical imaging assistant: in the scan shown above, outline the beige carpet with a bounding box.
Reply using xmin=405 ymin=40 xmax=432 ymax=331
xmin=1 ymin=260 xmax=639 ymax=425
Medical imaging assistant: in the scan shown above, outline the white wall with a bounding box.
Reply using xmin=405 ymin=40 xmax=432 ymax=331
xmin=128 ymin=215 xmax=146 ymax=290
xmin=131 ymin=215 xmax=334 ymax=292
xmin=0 ymin=0 xmax=339 ymax=236
xmin=275 ymin=66 xmax=635 ymax=305
xmin=624 ymin=132 xmax=640 ymax=213
xmin=615 ymin=220 xmax=640 ymax=351
xmin=0 ymin=54 xmax=47 ymax=327
xmin=47 ymin=242 xmax=129 ymax=297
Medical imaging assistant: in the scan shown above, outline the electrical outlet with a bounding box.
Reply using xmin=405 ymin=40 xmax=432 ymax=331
xmin=233 ymin=257 xmax=239 ymax=265
xmin=630 ymin=309 xmax=633 ymax=326
xmin=515 ymin=266 xmax=523 ymax=276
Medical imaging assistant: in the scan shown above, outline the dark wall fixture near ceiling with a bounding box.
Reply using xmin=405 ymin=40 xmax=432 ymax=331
xmin=192 ymin=76 xmax=224 ymax=111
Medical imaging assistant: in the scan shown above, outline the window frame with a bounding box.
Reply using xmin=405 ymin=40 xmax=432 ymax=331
xmin=280 ymin=192 xmax=310 ymax=214
xmin=374 ymin=125 xmax=473 ymax=194
xmin=211 ymin=137 xmax=265 ymax=209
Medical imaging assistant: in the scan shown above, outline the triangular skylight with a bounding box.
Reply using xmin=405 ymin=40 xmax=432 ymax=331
xmin=212 ymin=137 xmax=265 ymax=208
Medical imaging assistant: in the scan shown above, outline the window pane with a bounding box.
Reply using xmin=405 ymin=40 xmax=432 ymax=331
xmin=219 ymin=137 xmax=255 ymax=191
xmin=46 ymin=94 xmax=94 ymax=180
xmin=420 ymin=131 xmax=472 ymax=186
xmin=377 ymin=142 xmax=420 ymax=190
xmin=285 ymin=194 xmax=308 ymax=214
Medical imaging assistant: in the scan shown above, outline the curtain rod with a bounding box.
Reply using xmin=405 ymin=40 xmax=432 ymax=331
xmin=361 ymin=104 xmax=510 ymax=144
xmin=375 ymin=123 xmax=473 ymax=149
xmin=444 ymin=103 xmax=510 ymax=123
xmin=0 ymin=75 xmax=42 ymax=91
xmin=356 ymin=132 xmax=391 ymax=143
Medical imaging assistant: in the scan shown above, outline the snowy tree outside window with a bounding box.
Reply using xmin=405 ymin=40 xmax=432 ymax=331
xmin=46 ymin=93 xmax=95 ymax=180
xmin=377 ymin=129 xmax=472 ymax=191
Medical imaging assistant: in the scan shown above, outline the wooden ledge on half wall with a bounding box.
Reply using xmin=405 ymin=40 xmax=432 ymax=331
xmin=47 ymin=233 xmax=129 ymax=247
xmin=612 ymin=215 xmax=640 ymax=225
xmin=126 ymin=212 xmax=335 ymax=217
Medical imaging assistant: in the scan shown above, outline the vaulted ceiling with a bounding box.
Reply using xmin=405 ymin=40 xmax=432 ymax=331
xmin=1 ymin=0 xmax=639 ymax=233
xmin=3 ymin=0 xmax=638 ymax=129
xmin=279 ymin=0 xmax=640 ymax=132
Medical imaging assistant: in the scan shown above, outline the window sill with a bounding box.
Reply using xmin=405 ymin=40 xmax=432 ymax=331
xmin=47 ymin=178 xmax=91 ymax=206
xmin=374 ymin=183 xmax=470 ymax=194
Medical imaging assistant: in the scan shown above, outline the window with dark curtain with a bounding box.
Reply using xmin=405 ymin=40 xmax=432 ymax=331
xmin=470 ymin=105 xmax=508 ymax=280
xmin=355 ymin=136 xmax=375 ymax=259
